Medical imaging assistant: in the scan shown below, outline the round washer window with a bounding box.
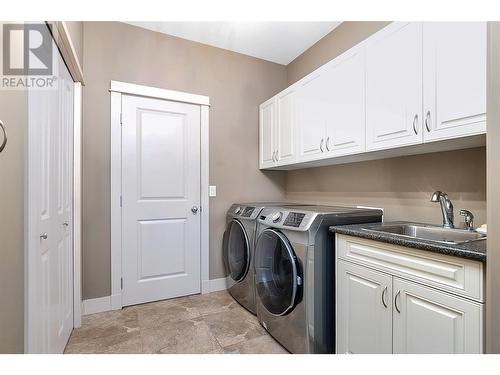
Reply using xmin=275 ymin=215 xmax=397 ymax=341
xmin=225 ymin=220 xmax=250 ymax=282
xmin=254 ymin=229 xmax=300 ymax=316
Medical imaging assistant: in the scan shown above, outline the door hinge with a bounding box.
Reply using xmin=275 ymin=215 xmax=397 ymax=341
xmin=120 ymin=195 xmax=122 ymax=207
xmin=121 ymin=278 xmax=123 ymax=290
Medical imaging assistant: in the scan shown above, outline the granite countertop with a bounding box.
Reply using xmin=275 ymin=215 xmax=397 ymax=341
xmin=330 ymin=221 xmax=486 ymax=262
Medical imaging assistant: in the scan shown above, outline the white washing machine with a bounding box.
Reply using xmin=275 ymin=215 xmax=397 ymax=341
xmin=254 ymin=205 xmax=383 ymax=353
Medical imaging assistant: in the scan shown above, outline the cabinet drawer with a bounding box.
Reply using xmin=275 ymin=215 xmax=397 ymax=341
xmin=336 ymin=234 xmax=484 ymax=302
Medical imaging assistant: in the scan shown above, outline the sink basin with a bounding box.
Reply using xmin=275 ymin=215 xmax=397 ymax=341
xmin=361 ymin=224 xmax=487 ymax=245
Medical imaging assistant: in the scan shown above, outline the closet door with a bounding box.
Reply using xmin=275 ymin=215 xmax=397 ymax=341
xmin=27 ymin=31 xmax=74 ymax=353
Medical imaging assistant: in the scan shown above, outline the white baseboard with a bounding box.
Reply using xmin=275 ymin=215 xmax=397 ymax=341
xmin=82 ymin=296 xmax=112 ymax=315
xmin=208 ymin=277 xmax=228 ymax=293
xmin=84 ymin=280 xmax=227 ymax=314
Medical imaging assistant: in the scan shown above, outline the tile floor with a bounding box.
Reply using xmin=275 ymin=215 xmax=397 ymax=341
xmin=64 ymin=290 xmax=288 ymax=354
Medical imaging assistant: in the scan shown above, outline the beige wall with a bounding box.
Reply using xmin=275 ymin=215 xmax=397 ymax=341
xmin=284 ymin=22 xmax=486 ymax=227
xmin=0 ymin=24 xmax=26 ymax=351
xmin=486 ymin=22 xmax=500 ymax=354
xmin=82 ymin=22 xmax=287 ymax=299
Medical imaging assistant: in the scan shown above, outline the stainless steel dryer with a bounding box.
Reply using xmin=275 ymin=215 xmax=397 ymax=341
xmin=254 ymin=205 xmax=383 ymax=353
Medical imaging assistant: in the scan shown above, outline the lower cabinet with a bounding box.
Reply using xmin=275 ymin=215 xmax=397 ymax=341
xmin=336 ymin=238 xmax=484 ymax=354
xmin=392 ymin=277 xmax=483 ymax=354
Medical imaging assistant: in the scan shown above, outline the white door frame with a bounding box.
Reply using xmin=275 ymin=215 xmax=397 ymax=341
xmin=109 ymin=81 xmax=210 ymax=310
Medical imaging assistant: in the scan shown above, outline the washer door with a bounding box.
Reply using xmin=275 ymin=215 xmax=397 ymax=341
xmin=224 ymin=219 xmax=250 ymax=282
xmin=255 ymin=229 xmax=300 ymax=316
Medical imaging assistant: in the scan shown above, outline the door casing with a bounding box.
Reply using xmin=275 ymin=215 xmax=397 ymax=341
xmin=109 ymin=81 xmax=210 ymax=310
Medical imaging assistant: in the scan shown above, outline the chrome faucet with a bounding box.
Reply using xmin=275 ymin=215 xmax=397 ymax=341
xmin=431 ymin=191 xmax=454 ymax=228
xmin=459 ymin=209 xmax=474 ymax=230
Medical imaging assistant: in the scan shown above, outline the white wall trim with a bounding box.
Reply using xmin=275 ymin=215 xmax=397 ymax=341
xmin=82 ymin=296 xmax=111 ymax=316
xmin=109 ymin=81 xmax=210 ymax=106
xmin=110 ymin=81 xmax=210 ymax=308
xmin=208 ymin=278 xmax=228 ymax=293
xmin=73 ymin=82 xmax=83 ymax=328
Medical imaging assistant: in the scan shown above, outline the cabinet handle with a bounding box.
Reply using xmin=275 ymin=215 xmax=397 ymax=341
xmin=320 ymin=138 xmax=324 ymax=152
xmin=412 ymin=114 xmax=419 ymax=135
xmin=381 ymin=286 xmax=388 ymax=308
xmin=325 ymin=137 xmax=330 ymax=152
xmin=0 ymin=120 xmax=7 ymax=153
xmin=272 ymin=151 xmax=276 ymax=162
xmin=395 ymin=290 xmax=401 ymax=313
xmin=425 ymin=110 xmax=431 ymax=132
xmin=40 ymin=232 xmax=48 ymax=240
xmin=275 ymin=150 xmax=279 ymax=162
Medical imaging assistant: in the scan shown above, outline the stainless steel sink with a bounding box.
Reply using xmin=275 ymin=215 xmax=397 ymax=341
xmin=361 ymin=224 xmax=487 ymax=245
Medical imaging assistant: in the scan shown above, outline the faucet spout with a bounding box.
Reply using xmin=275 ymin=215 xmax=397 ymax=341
xmin=430 ymin=191 xmax=454 ymax=228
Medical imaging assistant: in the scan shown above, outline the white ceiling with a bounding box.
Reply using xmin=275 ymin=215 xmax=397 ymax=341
xmin=126 ymin=22 xmax=341 ymax=65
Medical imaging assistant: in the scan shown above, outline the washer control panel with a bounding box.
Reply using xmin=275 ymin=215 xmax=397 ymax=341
xmin=259 ymin=209 xmax=316 ymax=231
xmin=283 ymin=212 xmax=306 ymax=227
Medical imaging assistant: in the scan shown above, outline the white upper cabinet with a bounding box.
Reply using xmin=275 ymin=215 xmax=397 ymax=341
xmin=423 ymin=22 xmax=487 ymax=142
xmin=324 ymin=47 xmax=366 ymax=157
xmin=393 ymin=277 xmax=483 ymax=354
xmin=365 ymin=22 xmax=423 ymax=151
xmin=259 ymin=98 xmax=276 ymax=169
xmin=276 ymin=87 xmax=296 ymax=165
xmin=296 ymin=73 xmax=328 ymax=160
xmin=258 ymin=22 xmax=487 ymax=170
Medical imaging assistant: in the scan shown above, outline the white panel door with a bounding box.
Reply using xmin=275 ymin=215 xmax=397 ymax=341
xmin=296 ymin=73 xmax=327 ymax=161
xmin=366 ymin=22 xmax=423 ymax=151
xmin=28 ymin=41 xmax=74 ymax=353
xmin=336 ymin=261 xmax=393 ymax=354
xmin=393 ymin=278 xmax=483 ymax=354
xmin=276 ymin=88 xmax=296 ymax=166
xmin=51 ymin=56 xmax=74 ymax=353
xmin=423 ymin=22 xmax=487 ymax=142
xmin=325 ymin=48 xmax=366 ymax=157
xmin=122 ymin=95 xmax=201 ymax=306
xmin=259 ymin=98 xmax=276 ymax=168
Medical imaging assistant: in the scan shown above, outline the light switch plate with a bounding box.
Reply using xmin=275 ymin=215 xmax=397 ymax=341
xmin=209 ymin=185 xmax=217 ymax=197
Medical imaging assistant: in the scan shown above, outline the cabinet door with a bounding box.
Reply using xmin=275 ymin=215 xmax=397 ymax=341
xmin=423 ymin=22 xmax=487 ymax=142
xmin=296 ymin=73 xmax=327 ymax=161
xmin=325 ymin=48 xmax=365 ymax=157
xmin=337 ymin=261 xmax=393 ymax=354
xmin=259 ymin=98 xmax=276 ymax=169
xmin=393 ymin=278 xmax=483 ymax=354
xmin=276 ymin=88 xmax=296 ymax=166
xmin=366 ymin=22 xmax=423 ymax=151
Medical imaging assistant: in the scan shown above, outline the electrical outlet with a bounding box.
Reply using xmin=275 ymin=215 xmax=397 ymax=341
xmin=209 ymin=185 xmax=217 ymax=197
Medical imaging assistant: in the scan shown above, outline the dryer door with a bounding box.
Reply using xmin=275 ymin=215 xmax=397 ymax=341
xmin=255 ymin=229 xmax=301 ymax=316
xmin=224 ymin=219 xmax=251 ymax=282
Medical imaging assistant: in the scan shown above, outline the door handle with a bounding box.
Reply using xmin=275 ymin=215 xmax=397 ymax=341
xmin=381 ymin=286 xmax=388 ymax=308
xmin=0 ymin=120 xmax=7 ymax=153
xmin=412 ymin=114 xmax=419 ymax=135
xmin=40 ymin=233 xmax=48 ymax=240
xmin=425 ymin=110 xmax=431 ymax=132
xmin=191 ymin=206 xmax=199 ymax=214
xmin=395 ymin=290 xmax=401 ymax=313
